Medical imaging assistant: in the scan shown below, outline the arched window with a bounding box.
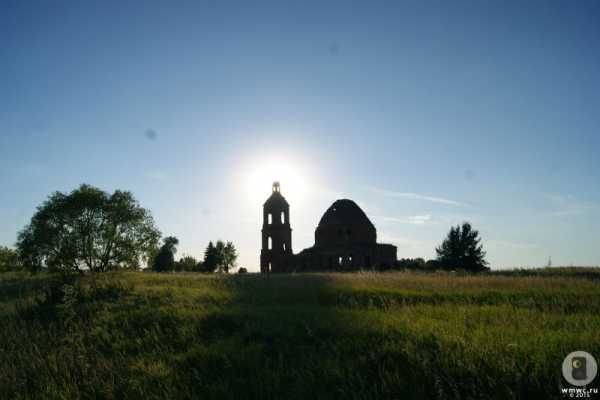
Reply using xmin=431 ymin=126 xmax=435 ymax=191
xmin=268 ymin=236 xmax=272 ymax=250
xmin=281 ymin=211 xmax=285 ymax=224
xmin=268 ymin=213 xmax=273 ymax=224
xmin=283 ymin=242 xmax=287 ymax=251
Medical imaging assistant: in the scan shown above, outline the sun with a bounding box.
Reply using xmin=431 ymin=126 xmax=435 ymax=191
xmin=243 ymin=154 xmax=313 ymax=207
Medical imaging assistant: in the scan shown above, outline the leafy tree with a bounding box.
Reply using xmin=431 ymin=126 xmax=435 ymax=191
xmin=223 ymin=242 xmax=238 ymax=273
xmin=202 ymin=240 xmax=238 ymax=273
xmin=203 ymin=241 xmax=218 ymax=272
xmin=218 ymin=241 xmax=238 ymax=273
xmin=0 ymin=246 xmax=21 ymax=272
xmin=436 ymin=222 xmax=488 ymax=272
xmin=152 ymin=237 xmax=179 ymax=272
xmin=175 ymin=255 xmax=198 ymax=272
xmin=17 ymin=184 xmax=160 ymax=273
xmin=238 ymin=267 xmax=248 ymax=274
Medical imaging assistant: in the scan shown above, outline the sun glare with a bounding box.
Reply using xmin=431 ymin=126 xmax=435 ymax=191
xmin=243 ymin=155 xmax=313 ymax=207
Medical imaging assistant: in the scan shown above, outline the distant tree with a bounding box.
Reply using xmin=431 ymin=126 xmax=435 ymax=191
xmin=214 ymin=241 xmax=225 ymax=271
xmin=216 ymin=240 xmax=238 ymax=273
xmin=202 ymin=240 xmax=238 ymax=273
xmin=17 ymin=184 xmax=160 ymax=273
xmin=0 ymin=246 xmax=21 ymax=272
xmin=436 ymin=222 xmax=488 ymax=272
xmin=203 ymin=242 xmax=218 ymax=273
xmin=238 ymin=267 xmax=248 ymax=274
xmin=146 ymin=245 xmax=160 ymax=270
xmin=424 ymin=259 xmax=443 ymax=270
xmin=395 ymin=258 xmax=426 ymax=270
xmin=152 ymin=237 xmax=179 ymax=272
xmin=194 ymin=260 xmax=205 ymax=272
xmin=176 ymin=255 xmax=198 ymax=272
xmin=414 ymin=258 xmax=426 ymax=268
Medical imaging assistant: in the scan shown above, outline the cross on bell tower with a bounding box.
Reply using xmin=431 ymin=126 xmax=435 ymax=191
xmin=260 ymin=181 xmax=292 ymax=273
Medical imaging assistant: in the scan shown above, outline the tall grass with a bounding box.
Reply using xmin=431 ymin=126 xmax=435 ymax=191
xmin=1 ymin=270 xmax=599 ymax=399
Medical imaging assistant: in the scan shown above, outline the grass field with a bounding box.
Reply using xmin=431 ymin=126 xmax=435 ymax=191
xmin=1 ymin=269 xmax=599 ymax=399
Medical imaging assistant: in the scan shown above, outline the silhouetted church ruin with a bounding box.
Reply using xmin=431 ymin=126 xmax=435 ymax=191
xmin=260 ymin=182 xmax=397 ymax=273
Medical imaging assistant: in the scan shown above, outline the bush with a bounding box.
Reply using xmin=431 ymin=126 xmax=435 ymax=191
xmin=0 ymin=246 xmax=21 ymax=272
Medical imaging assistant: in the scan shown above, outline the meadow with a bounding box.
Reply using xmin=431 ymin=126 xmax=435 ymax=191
xmin=1 ymin=269 xmax=599 ymax=399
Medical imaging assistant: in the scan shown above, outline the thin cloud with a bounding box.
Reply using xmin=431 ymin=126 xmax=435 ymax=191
xmin=409 ymin=214 xmax=431 ymax=224
xmin=378 ymin=234 xmax=429 ymax=249
xmin=487 ymin=240 xmax=540 ymax=250
xmin=368 ymin=187 xmax=465 ymax=206
xmin=542 ymin=192 xmax=593 ymax=218
xmin=542 ymin=193 xmax=569 ymax=205
xmin=550 ymin=209 xmax=584 ymax=217
xmin=383 ymin=214 xmax=432 ymax=225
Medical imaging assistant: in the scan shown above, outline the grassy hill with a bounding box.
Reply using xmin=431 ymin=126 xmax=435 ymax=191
xmin=1 ymin=270 xmax=599 ymax=399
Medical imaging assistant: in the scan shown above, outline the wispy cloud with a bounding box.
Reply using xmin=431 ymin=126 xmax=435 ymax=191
xmin=487 ymin=240 xmax=540 ymax=250
xmin=542 ymin=193 xmax=594 ymax=218
xmin=378 ymin=234 xmax=429 ymax=249
xmin=550 ymin=209 xmax=583 ymax=217
xmin=542 ymin=193 xmax=569 ymax=206
xmin=368 ymin=187 xmax=465 ymax=206
xmin=383 ymin=214 xmax=432 ymax=225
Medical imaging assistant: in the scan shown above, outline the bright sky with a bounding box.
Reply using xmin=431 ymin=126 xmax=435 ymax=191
xmin=2 ymin=1 xmax=599 ymax=270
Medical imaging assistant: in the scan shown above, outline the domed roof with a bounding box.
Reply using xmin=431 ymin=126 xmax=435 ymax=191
xmin=263 ymin=191 xmax=289 ymax=207
xmin=263 ymin=182 xmax=289 ymax=208
xmin=318 ymin=199 xmax=374 ymax=229
xmin=315 ymin=199 xmax=376 ymax=246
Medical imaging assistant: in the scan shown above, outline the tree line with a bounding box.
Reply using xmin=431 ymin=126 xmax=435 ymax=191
xmin=2 ymin=184 xmax=240 ymax=274
xmin=150 ymin=237 xmax=239 ymax=273
xmin=0 ymin=184 xmax=488 ymax=274
xmin=391 ymin=222 xmax=488 ymax=273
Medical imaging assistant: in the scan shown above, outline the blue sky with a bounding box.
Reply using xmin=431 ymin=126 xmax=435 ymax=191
xmin=1 ymin=0 xmax=599 ymax=270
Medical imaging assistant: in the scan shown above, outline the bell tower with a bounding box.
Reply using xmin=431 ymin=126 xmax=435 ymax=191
xmin=260 ymin=181 xmax=292 ymax=273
